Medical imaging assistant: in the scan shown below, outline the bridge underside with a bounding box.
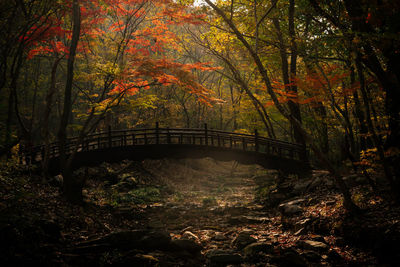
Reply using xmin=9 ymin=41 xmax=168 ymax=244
xmin=47 ymin=144 xmax=311 ymax=175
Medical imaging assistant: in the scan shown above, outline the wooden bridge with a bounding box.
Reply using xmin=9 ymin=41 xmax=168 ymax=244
xmin=25 ymin=124 xmax=311 ymax=175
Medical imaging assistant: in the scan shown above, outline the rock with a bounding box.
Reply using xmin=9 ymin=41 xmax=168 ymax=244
xmin=310 ymin=235 xmax=325 ymax=243
xmin=241 ymin=216 xmax=271 ymax=224
xmin=206 ymin=249 xmax=242 ymax=266
xmin=227 ymin=216 xmax=243 ymax=225
xmin=293 ymin=218 xmax=312 ymax=232
xmin=182 ymin=231 xmax=200 ymax=242
xmin=171 ymin=239 xmax=202 ymax=254
xmin=301 ymin=250 xmax=321 ymax=262
xmin=325 ymin=200 xmax=336 ymax=206
xmin=284 ymin=198 xmax=306 ymax=206
xmin=209 ymin=206 xmax=225 ymax=215
xmin=213 ymin=232 xmax=227 ymax=241
xmin=279 ymin=203 xmax=303 ymax=216
xmin=277 ymin=182 xmax=294 ymax=195
xmin=307 ymin=176 xmax=329 ymax=191
xmin=292 ymin=179 xmax=312 ymax=194
xmin=76 ymin=229 xmax=171 ymax=251
xmin=141 ymin=230 xmax=171 ymax=250
xmin=221 ymin=206 xmax=250 ymax=216
xmin=271 ymin=248 xmax=308 ymax=267
xmin=243 ymin=242 xmax=274 ymax=256
xmin=297 ymin=240 xmax=329 ymax=252
xmin=148 ymin=219 xmax=164 ymax=229
xmin=268 ymin=192 xmax=287 ymax=207
xmin=232 ymin=230 xmax=257 ymax=249
xmin=181 ymin=226 xmax=194 ymax=233
xmin=227 ymin=215 xmax=271 ymax=225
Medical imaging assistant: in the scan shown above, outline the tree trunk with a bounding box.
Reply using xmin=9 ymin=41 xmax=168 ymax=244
xmin=57 ymin=0 xmax=81 ymax=203
xmin=42 ymin=56 xmax=62 ymax=178
xmin=315 ymin=103 xmax=329 ymax=154
xmin=288 ymin=0 xmax=304 ymax=145
xmin=62 ymin=168 xmax=83 ymax=204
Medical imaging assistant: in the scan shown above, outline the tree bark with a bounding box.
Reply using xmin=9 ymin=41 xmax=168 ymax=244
xmin=42 ymin=56 xmax=62 ymax=178
xmin=288 ymin=0 xmax=304 ymax=145
xmin=57 ymin=0 xmax=81 ymax=204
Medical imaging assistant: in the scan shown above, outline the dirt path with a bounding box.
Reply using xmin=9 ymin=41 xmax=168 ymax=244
xmin=144 ymin=159 xmax=267 ymax=230
xmin=130 ymin=159 xmax=287 ymax=266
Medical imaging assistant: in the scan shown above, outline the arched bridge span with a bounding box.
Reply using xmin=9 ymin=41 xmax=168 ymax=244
xmin=25 ymin=125 xmax=311 ymax=175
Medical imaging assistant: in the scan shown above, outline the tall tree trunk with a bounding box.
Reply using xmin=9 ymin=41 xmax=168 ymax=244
xmin=4 ymin=89 xmax=15 ymax=158
xmin=230 ymin=84 xmax=238 ymax=130
xmin=351 ymin=65 xmax=370 ymax=151
xmin=288 ymin=0 xmax=304 ymax=145
xmin=356 ymin=56 xmax=399 ymax=196
xmin=273 ymin=8 xmax=303 ymax=145
xmin=42 ymin=57 xmax=62 ymax=178
xmin=7 ymin=44 xmax=29 ymax=157
xmin=315 ymin=103 xmax=329 ymax=154
xmin=57 ymin=0 xmax=81 ymax=204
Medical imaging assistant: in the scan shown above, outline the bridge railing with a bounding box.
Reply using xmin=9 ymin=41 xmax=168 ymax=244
xmin=24 ymin=124 xmax=307 ymax=164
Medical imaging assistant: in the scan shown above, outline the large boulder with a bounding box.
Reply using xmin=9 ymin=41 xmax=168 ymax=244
xmin=231 ymin=229 xmax=257 ymax=249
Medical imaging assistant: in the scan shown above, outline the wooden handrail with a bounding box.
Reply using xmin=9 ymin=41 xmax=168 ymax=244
xmin=23 ymin=125 xmax=308 ymax=164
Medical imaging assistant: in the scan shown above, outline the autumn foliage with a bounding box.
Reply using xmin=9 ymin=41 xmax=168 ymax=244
xmin=23 ymin=0 xmax=215 ymax=104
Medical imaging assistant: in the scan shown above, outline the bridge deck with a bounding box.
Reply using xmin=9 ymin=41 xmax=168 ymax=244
xmin=24 ymin=126 xmax=310 ymax=174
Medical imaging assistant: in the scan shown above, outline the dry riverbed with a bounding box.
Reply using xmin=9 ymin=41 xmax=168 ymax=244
xmin=1 ymin=158 xmax=399 ymax=266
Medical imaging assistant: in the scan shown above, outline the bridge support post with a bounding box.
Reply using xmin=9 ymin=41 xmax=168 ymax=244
xmin=155 ymin=122 xmax=159 ymax=144
xmin=204 ymin=123 xmax=208 ymax=146
xmin=254 ymin=129 xmax=259 ymax=152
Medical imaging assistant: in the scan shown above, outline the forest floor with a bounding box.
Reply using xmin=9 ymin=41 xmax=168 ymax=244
xmin=1 ymin=158 xmax=400 ymax=266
